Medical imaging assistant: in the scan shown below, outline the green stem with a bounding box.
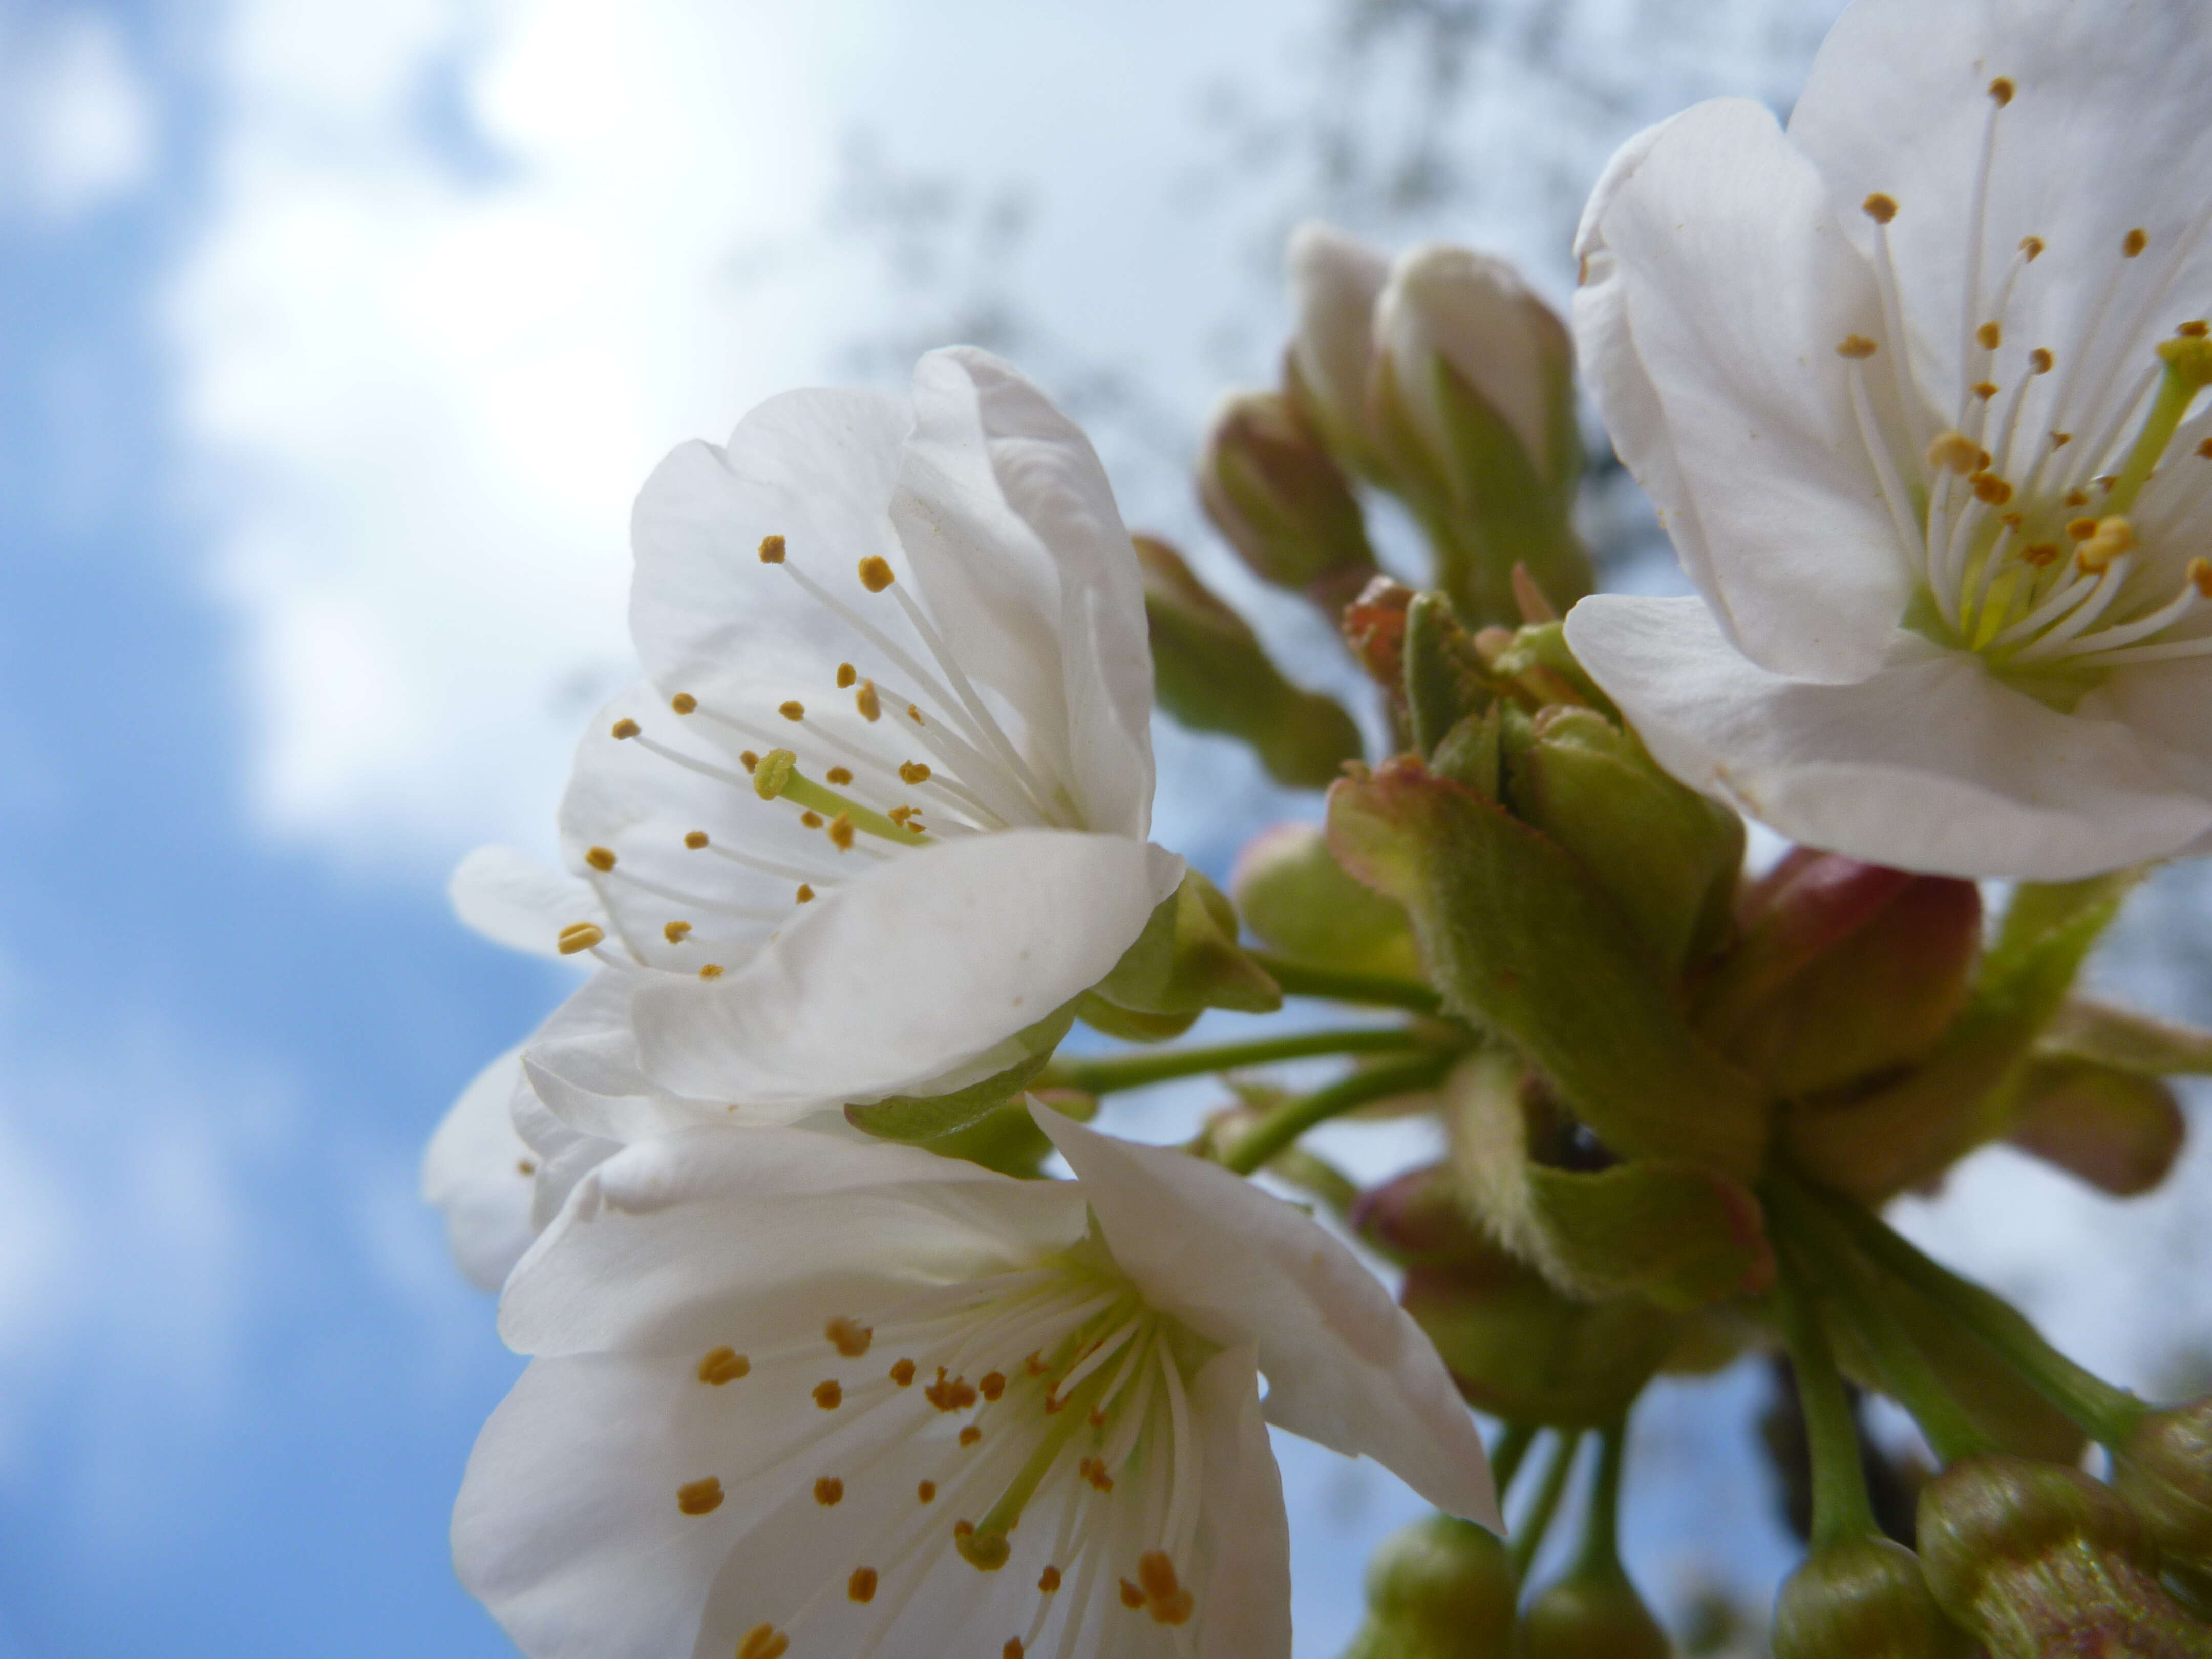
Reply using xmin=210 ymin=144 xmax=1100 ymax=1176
xmin=1572 ymin=1421 xmax=1629 ymax=1578
xmin=1772 ymin=1248 xmax=1881 ymax=1549
xmin=1770 ymin=1183 xmax=1994 ymax=1466
xmin=1510 ymin=1429 xmax=1584 ymax=1580
xmin=1049 ymin=1026 xmax=1432 ymax=1097
xmin=1798 ymin=1176 xmax=2144 ymax=1443
xmin=1221 ymin=1051 xmax=1457 ymax=1175
xmin=1246 ymin=952 xmax=1442 ymax=1016
xmin=1490 ymin=1423 xmax=1537 ymax=1503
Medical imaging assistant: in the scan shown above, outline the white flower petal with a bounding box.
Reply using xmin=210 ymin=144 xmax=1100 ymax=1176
xmin=449 ymin=845 xmax=605 ymax=960
xmin=1288 ymin=220 xmax=1391 ymax=465
xmin=507 ymin=1062 xmax=620 ymax=1235
xmin=1568 ymin=594 xmax=2212 ymax=879
xmin=421 ymin=1045 xmax=539 ymax=1291
xmin=523 ymin=966 xmax=726 ymax=1142
xmin=1577 ymin=97 xmax=1908 ymax=682
xmin=629 ymin=831 xmax=1183 ymax=1115
xmin=1035 ymin=1109 xmax=1499 ymax=1528
xmin=1188 ymin=1346 xmax=1292 ymax=1659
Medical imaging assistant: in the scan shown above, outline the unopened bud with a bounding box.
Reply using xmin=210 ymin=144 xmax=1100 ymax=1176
xmin=1231 ymin=822 xmax=1421 ymax=981
xmin=1199 ymin=390 xmax=1377 ymax=614
xmin=1089 ymin=867 xmax=1281 ymax=1030
xmin=1518 ymin=1565 xmax=1670 ymax=1659
xmin=1341 ymin=1513 xmax=1516 ymax=1659
xmin=1134 ymin=535 xmax=1364 ymax=789
xmin=1342 ymin=573 xmax=1416 ymax=699
xmin=2114 ymin=1397 xmax=2212 ymax=1569
xmin=1285 ymin=221 xmax=1391 ymax=479
xmin=1916 ymin=1453 xmax=2206 ymax=1657
xmin=1773 ymin=1537 xmax=1973 ymax=1659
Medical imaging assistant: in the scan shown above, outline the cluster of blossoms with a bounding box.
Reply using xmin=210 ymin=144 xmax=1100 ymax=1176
xmin=428 ymin=2 xmax=2212 ymax=1654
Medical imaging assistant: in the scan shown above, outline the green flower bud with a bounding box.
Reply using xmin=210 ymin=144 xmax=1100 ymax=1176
xmin=1285 ymin=221 xmax=1391 ymax=481
xmin=1342 ymin=1513 xmax=1517 ymax=1659
xmin=1135 ymin=534 xmax=1364 ymax=789
xmin=1199 ymin=390 xmax=1378 ymax=614
xmin=1231 ymin=821 xmax=1423 ymax=981
xmin=1773 ymin=1537 xmax=1972 ymax=1659
xmin=1086 ymin=866 xmax=1281 ymax=1034
xmin=2114 ymin=1398 xmax=2212 ymax=1568
xmin=1517 ymin=1565 xmax=1670 ymax=1659
xmin=1916 ymin=1454 xmax=2208 ymax=1658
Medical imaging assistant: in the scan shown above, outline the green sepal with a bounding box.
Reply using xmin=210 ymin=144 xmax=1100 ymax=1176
xmin=1481 ymin=621 xmax=1614 ymax=717
xmin=1429 ymin=704 xmax=1503 ymax=799
xmin=1072 ymin=994 xmax=1200 ymax=1043
xmin=1328 ymin=757 xmax=1769 ymax=1177
xmin=924 ymin=1089 xmax=1099 ymax=1179
xmin=1402 ymin=591 xmax=1488 ymax=757
xmin=2037 ymin=996 xmax=2212 ymax=1075
xmin=2005 ymin=1057 xmax=2186 ymax=1196
xmin=1086 ymin=869 xmax=1282 ymax=1028
xmin=844 ymin=1006 xmax=1077 ymax=1143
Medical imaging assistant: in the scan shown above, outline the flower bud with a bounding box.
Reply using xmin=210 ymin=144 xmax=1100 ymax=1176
xmin=1341 ymin=1512 xmax=1517 ymax=1659
xmin=2005 ymin=1058 xmax=2187 ymax=1196
xmin=1772 ymin=1537 xmax=1972 ymax=1659
xmin=1133 ymin=534 xmax=1364 ymax=789
xmin=1231 ymin=821 xmax=1422 ymax=981
xmin=1517 ymin=1565 xmax=1670 ymax=1659
xmin=1285 ymin=220 xmax=1390 ymax=479
xmin=2114 ymin=1397 xmax=2212 ymax=1568
xmin=1916 ymin=1453 xmax=2206 ymax=1657
xmin=1087 ymin=866 xmax=1281 ymax=1036
xmin=1199 ymin=390 xmax=1378 ymax=614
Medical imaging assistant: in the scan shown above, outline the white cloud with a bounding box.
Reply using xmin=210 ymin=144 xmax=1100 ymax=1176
xmin=0 ymin=10 xmax=154 ymax=221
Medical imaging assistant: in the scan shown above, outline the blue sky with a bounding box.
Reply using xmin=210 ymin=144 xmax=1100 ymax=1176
xmin=4 ymin=2 xmax=2208 ymax=1655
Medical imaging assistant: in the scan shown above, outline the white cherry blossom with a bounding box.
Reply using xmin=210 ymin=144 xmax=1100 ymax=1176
xmin=454 ymin=1110 xmax=1496 ymax=1659
xmin=1565 ymin=0 xmax=2212 ymax=879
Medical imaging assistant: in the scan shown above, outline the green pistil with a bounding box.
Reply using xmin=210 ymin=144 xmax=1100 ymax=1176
xmin=753 ymin=748 xmax=933 ymax=846
xmin=2108 ymin=336 xmax=2212 ymax=516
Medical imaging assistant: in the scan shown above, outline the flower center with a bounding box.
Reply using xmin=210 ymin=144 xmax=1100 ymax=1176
xmin=1834 ymin=76 xmax=2212 ymax=705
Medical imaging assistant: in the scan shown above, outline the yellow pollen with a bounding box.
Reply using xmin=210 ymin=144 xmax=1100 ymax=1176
xmin=836 ymin=662 xmax=857 ymax=688
xmin=698 ymin=1347 xmax=751 ymax=1385
xmin=1138 ymin=1552 xmax=1195 ymax=1626
xmin=2077 ymin=517 xmax=2135 ymax=572
xmin=1088 ymin=1407 xmax=1107 ymax=1429
xmin=1039 ymin=1567 xmax=1062 ymax=1593
xmin=979 ymin=1372 xmax=1005 ymax=1402
xmin=800 ymin=810 xmax=823 ymax=829
xmin=516 ymin=1158 xmax=535 ymax=1175
xmin=1926 ymin=431 xmax=1981 ymax=475
xmin=584 ymin=846 xmax=616 ymax=872
xmin=1971 ymin=473 xmax=2013 ymax=505
xmin=737 ymin=1626 xmax=788 ymax=1659
xmin=2193 ymin=558 xmax=2212 ymax=598
xmin=610 ymin=717 xmax=640 ymax=739
xmin=2000 ymin=512 xmax=2025 ymax=529
xmin=664 ymin=920 xmax=693 ymax=943
xmin=825 ymin=765 xmax=853 ymax=785
xmin=1972 ymin=381 xmax=2000 ymax=401
xmin=826 ymin=1316 xmax=873 ymax=1357
xmin=670 ymin=692 xmax=697 ymax=714
xmin=740 ymin=750 xmax=759 ymax=772
xmin=2023 ymin=543 xmax=2060 ymax=567
xmin=827 ymin=814 xmax=856 ymax=851
xmin=2183 ymin=321 xmax=2212 ymax=339
xmin=758 ymin=535 xmax=786 ymax=564
xmin=918 ymin=1480 xmax=937 ymax=1504
xmin=1862 ymin=192 xmax=1898 ymax=224
xmin=1988 ymin=76 xmax=2014 ymax=105
xmin=856 ymin=680 xmax=882 ymax=722
xmin=795 ymin=884 xmax=814 ymax=903
xmin=813 ymin=1380 xmax=843 ymax=1409
xmin=676 ymin=1477 xmax=724 ymax=1516
xmin=815 ymin=1477 xmax=845 ymax=1507
xmin=1836 ymin=334 xmax=1878 ymax=359
xmin=2068 ymin=517 xmax=2101 ymax=540
xmin=848 ymin=1567 xmax=878 ymax=1603
xmin=907 ymin=703 xmax=923 ymax=724
xmin=2125 ymin=228 xmax=2150 ymax=258
xmin=858 ymin=555 xmax=895 ymax=592
xmin=685 ymin=830 xmax=709 ymax=849
xmin=1024 ymin=1352 xmax=1046 ymax=1376
xmin=2030 ymin=348 xmax=2054 ymax=374
xmin=959 ymin=1426 xmax=982 ymax=1447
xmin=2200 ymin=439 xmax=2212 ymax=459
xmin=1118 ymin=1580 xmax=1146 ymax=1610
xmin=556 ymin=923 xmax=604 ymax=956
xmin=890 ymin=1358 xmax=916 ymax=1387
xmin=926 ymin=1369 xmax=979 ymax=1412
xmin=778 ymin=700 xmax=804 ymax=721
xmin=2054 ymin=434 xmax=2075 ymax=452
xmin=898 ymin=760 xmax=932 ymax=785
xmin=699 ymin=964 xmax=725 ymax=980
xmin=1005 ymin=1642 xmax=1024 ymax=1659
xmin=954 ymin=1520 xmax=972 ymax=1539
xmin=2020 ymin=235 xmax=2045 ymax=260
xmin=1975 ymin=321 xmax=2002 ymax=351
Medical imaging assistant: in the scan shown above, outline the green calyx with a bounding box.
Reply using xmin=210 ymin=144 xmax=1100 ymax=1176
xmin=1774 ymin=1537 xmax=1974 ymax=1659
xmin=1083 ymin=868 xmax=1282 ymax=1039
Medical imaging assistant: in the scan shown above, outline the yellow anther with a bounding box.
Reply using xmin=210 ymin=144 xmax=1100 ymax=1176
xmin=907 ymin=703 xmax=924 ymax=724
xmin=917 ymin=1480 xmax=937 ymax=1503
xmin=826 ymin=1316 xmax=873 ymax=1357
xmin=827 ymin=814 xmax=855 ymax=851
xmin=737 ymin=1626 xmax=788 ymax=1659
xmin=664 ymin=920 xmax=692 ymax=944
xmin=1004 ymin=1640 xmax=1024 ymax=1659
xmin=2068 ymin=517 xmax=2101 ymax=541
xmin=1972 ymin=380 xmax=2000 ymax=401
xmin=979 ymin=1372 xmax=1005 ymax=1402
xmin=813 ymin=1380 xmax=843 ymax=1410
xmin=778 ymin=700 xmax=804 ymax=721
xmin=2030 ymin=348 xmax=2054 ymax=374
xmin=698 ymin=1346 xmax=750 ymax=1385
xmin=926 ymin=1369 xmax=979 ymax=1412
xmin=556 ymin=922 xmax=604 ymax=956
xmin=1862 ymin=192 xmax=1898 ymax=224
xmin=898 ymin=760 xmax=932 ymax=785
xmin=699 ymin=964 xmax=725 ymax=980
xmin=2199 ymin=438 xmax=2212 ymax=459
xmin=814 ymin=1477 xmax=844 ymax=1506
xmin=516 ymin=1158 xmax=535 ymax=1176
xmin=847 ymin=1566 xmax=878 ymax=1603
xmin=1971 ymin=473 xmax=2013 ymax=505
xmin=584 ymin=846 xmax=616 ymax=872
xmin=825 ymin=765 xmax=853 ymax=785
xmin=739 ymin=750 xmax=758 ymax=773
xmin=2077 ymin=517 xmax=2135 ymax=572
xmin=610 ymin=717 xmax=640 ymax=739
xmin=1988 ymin=76 xmax=2014 ymax=105
xmin=954 ymin=1520 xmax=972 ymax=1539
xmin=670 ymin=692 xmax=697 ymax=714
xmin=676 ymin=1477 xmax=724 ymax=1516
xmin=957 ymin=1527 xmax=1011 ymax=1572
xmin=1118 ymin=1580 xmax=1146 ymax=1610
xmin=1926 ymin=431 xmax=1981 ymax=475
xmin=800 ymin=811 xmax=822 ymax=829
xmin=2022 ymin=543 xmax=2060 ymax=567
xmin=2192 ymin=558 xmax=2212 ymax=598
xmin=1024 ymin=1352 xmax=1046 ymax=1376
xmin=795 ymin=884 xmax=814 ymax=904
xmin=836 ymin=662 xmax=857 ymax=688
xmin=1088 ymin=1407 xmax=1108 ymax=1429
xmin=959 ymin=1426 xmax=982 ymax=1447
xmin=1039 ymin=1566 xmax=1062 ymax=1593
xmin=758 ymin=535 xmax=786 ymax=564
xmin=2184 ymin=321 xmax=2212 ymax=339
xmin=1835 ymin=334 xmax=1878 ymax=359
xmin=2020 ymin=235 xmax=2045 ymax=260
xmin=1138 ymin=1552 xmax=1195 ymax=1626
xmin=1975 ymin=321 xmax=2002 ymax=351
xmin=2125 ymin=228 xmax=2150 ymax=258
xmin=858 ymin=555 xmax=895 ymax=592
xmin=889 ymin=1358 xmax=916 ymax=1387
xmin=2054 ymin=434 xmax=2075 ymax=451
xmin=753 ymin=749 xmax=797 ymax=800
xmin=684 ymin=830 xmax=709 ymax=849
xmin=855 ymin=679 xmax=882 ymax=722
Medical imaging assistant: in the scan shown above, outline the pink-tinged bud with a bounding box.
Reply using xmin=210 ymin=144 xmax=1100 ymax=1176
xmin=1773 ymin=1537 xmax=1973 ymax=1659
xmin=1198 ymin=390 xmax=1377 ymax=614
xmin=2114 ymin=1397 xmax=2212 ymax=1569
xmin=1232 ymin=822 xmax=1422 ymax=982
xmin=1285 ymin=220 xmax=1391 ymax=478
xmin=1342 ymin=573 xmax=1416 ymax=695
xmin=1518 ymin=1566 xmax=1671 ymax=1659
xmin=1701 ymin=850 xmax=1982 ymax=1096
xmin=1342 ymin=1513 xmax=1517 ymax=1659
xmin=1916 ymin=1454 xmax=2206 ymax=1657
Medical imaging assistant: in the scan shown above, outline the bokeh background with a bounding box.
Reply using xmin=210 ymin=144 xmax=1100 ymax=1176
xmin=4 ymin=0 xmax=2210 ymax=1653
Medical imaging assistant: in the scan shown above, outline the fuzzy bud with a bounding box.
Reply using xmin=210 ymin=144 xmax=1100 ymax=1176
xmin=1199 ymin=390 xmax=1378 ymax=614
xmin=1340 ymin=1513 xmax=1516 ymax=1659
xmin=2114 ymin=1397 xmax=2212 ymax=1568
xmin=1773 ymin=1537 xmax=1973 ymax=1659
